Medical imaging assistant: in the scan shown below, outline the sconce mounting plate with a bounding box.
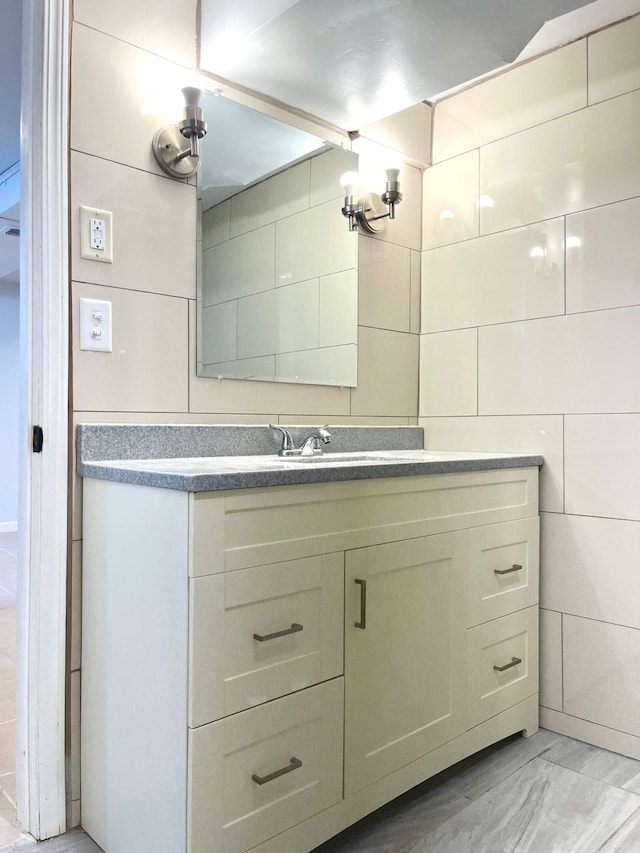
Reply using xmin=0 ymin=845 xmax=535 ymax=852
xmin=357 ymin=193 xmax=389 ymax=234
xmin=152 ymin=125 xmax=201 ymax=178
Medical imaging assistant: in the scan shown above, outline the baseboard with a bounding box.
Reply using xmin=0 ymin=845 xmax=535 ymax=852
xmin=0 ymin=522 xmax=17 ymax=533
xmin=541 ymin=706 xmax=640 ymax=760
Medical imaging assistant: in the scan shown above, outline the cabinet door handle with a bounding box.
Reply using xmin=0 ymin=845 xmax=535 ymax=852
xmin=252 ymin=756 xmax=302 ymax=785
xmin=354 ymin=578 xmax=367 ymax=629
xmin=494 ymin=563 xmax=523 ymax=576
xmin=253 ymin=623 xmax=303 ymax=642
xmin=493 ymin=656 xmax=522 ymax=672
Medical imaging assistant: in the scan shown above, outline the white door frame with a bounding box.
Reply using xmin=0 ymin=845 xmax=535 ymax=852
xmin=16 ymin=0 xmax=70 ymax=839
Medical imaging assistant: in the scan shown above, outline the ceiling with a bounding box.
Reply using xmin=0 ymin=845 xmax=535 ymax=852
xmin=200 ymin=0 xmax=640 ymax=130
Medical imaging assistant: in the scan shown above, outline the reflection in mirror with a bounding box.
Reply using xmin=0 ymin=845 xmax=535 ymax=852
xmin=196 ymin=90 xmax=359 ymax=387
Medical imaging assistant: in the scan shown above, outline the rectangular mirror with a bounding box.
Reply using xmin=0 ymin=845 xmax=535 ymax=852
xmin=197 ymin=90 xmax=359 ymax=387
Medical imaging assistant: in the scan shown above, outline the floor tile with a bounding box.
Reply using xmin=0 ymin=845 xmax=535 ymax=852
xmin=0 ymin=594 xmax=14 ymax=614
xmin=435 ymin=729 xmax=560 ymax=802
xmin=0 ymin=830 xmax=104 ymax=852
xmin=0 ymin=612 xmax=16 ymax=663
xmin=0 ymin=724 xmax=15 ymax=777
xmin=0 ymin=686 xmax=16 ymax=726
xmin=543 ymin=736 xmax=640 ymax=795
xmin=0 ymin=659 xmax=14 ymax=686
xmin=408 ymin=758 xmax=640 ymax=853
xmin=599 ymin=807 xmax=640 ymax=851
xmin=0 ymin=791 xmax=21 ymax=848
xmin=0 ymin=776 xmax=15 ymax=808
xmin=314 ymin=779 xmax=470 ymax=852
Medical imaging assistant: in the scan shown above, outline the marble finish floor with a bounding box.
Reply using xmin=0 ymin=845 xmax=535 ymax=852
xmin=313 ymin=730 xmax=640 ymax=853
xmin=5 ymin=730 xmax=640 ymax=852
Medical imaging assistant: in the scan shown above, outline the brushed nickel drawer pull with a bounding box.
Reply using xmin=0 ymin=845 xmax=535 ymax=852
xmin=355 ymin=578 xmax=367 ymax=629
xmin=494 ymin=563 xmax=523 ymax=576
xmin=252 ymin=756 xmax=302 ymax=785
xmin=253 ymin=623 xmax=303 ymax=642
xmin=493 ymin=656 xmax=522 ymax=672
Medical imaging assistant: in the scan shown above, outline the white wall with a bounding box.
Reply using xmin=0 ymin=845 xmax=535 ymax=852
xmin=420 ymin=16 xmax=640 ymax=758
xmin=0 ymin=281 xmax=19 ymax=529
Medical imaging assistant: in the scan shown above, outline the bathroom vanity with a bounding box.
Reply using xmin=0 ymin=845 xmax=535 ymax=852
xmin=78 ymin=426 xmax=541 ymax=853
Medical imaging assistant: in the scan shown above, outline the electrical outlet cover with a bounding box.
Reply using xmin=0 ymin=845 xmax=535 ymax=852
xmin=80 ymin=205 xmax=113 ymax=263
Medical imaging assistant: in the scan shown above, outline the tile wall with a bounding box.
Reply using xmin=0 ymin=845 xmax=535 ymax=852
xmin=67 ymin=0 xmax=427 ymax=826
xmin=420 ymin=16 xmax=640 ymax=759
xmin=200 ymin=148 xmax=359 ymax=385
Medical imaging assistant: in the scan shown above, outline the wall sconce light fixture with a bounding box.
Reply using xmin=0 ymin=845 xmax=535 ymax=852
xmin=340 ymin=168 xmax=402 ymax=233
xmin=152 ymin=87 xmax=208 ymax=179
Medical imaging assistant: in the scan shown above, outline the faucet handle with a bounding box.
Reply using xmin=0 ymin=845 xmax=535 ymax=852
xmin=269 ymin=424 xmax=294 ymax=452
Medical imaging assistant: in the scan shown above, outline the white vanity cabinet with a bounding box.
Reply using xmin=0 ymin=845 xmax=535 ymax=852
xmin=81 ymin=466 xmax=540 ymax=853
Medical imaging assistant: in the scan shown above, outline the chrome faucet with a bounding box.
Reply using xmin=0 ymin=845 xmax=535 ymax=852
xmin=270 ymin=425 xmax=332 ymax=457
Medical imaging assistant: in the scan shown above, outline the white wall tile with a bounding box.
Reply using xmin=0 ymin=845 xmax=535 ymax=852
xmin=73 ymin=0 xmax=196 ymax=65
xmin=423 ymin=151 xmax=479 ymax=250
xmin=71 ymin=24 xmax=184 ymax=175
xmin=480 ymin=90 xmax=640 ymax=234
xmin=319 ymin=270 xmax=357 ymax=347
xmin=434 ymin=42 xmax=587 ymax=163
xmin=200 ymin=301 xmax=237 ymax=364
xmin=565 ymin=414 xmax=640 ymax=521
xmin=70 ymin=670 xmax=81 ymax=801
xmin=419 ymin=329 xmax=477 ymax=416
xmin=71 ymin=152 xmax=196 ymax=299
xmin=203 ymin=224 xmax=275 ymax=306
xmin=71 ymin=542 xmax=82 ymax=672
xmin=410 ymin=251 xmax=421 ymax=334
xmin=358 ymin=237 xmax=411 ymax=332
xmin=276 ymin=200 xmax=357 ymax=285
xmin=422 ymin=219 xmax=565 ymax=333
xmin=310 ymin=148 xmax=358 ymax=207
xmin=360 ymin=103 xmax=432 ymax=166
xmin=229 ymin=161 xmax=310 ymax=238
xmin=73 ymin=282 xmax=189 ymax=412
xmin=188 ymin=303 xmax=351 ymax=416
xmin=420 ymin=415 xmax=563 ymax=512
xmin=541 ymin=512 xmax=640 ymax=629
xmin=589 ymin=16 xmax=640 ymax=105
xmin=540 ymin=608 xmax=562 ymax=712
xmin=276 ymin=345 xmax=357 ymax=387
xmin=237 ymin=280 xmax=319 ymax=359
xmin=351 ymin=328 xmax=419 ymax=416
xmin=566 ymin=196 xmax=640 ymax=314
xmin=478 ymin=307 xmax=640 ymax=414
xmin=202 ymin=201 xmax=231 ymax=250
xmin=564 ymin=615 xmax=640 ymax=738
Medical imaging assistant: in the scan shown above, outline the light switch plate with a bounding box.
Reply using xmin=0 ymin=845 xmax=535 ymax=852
xmin=79 ymin=297 xmax=112 ymax=352
xmin=80 ymin=205 xmax=113 ymax=263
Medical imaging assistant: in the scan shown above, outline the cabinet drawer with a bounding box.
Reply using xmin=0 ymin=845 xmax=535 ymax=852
xmin=467 ymin=606 xmax=538 ymax=728
xmin=189 ymin=553 xmax=344 ymax=726
xmin=467 ymin=517 xmax=539 ymax=627
xmin=188 ymin=679 xmax=344 ymax=853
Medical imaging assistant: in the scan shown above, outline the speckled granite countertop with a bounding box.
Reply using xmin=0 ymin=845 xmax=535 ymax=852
xmin=77 ymin=424 xmax=542 ymax=492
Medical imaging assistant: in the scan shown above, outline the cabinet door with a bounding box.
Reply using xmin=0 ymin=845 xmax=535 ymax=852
xmin=344 ymin=532 xmax=467 ymax=796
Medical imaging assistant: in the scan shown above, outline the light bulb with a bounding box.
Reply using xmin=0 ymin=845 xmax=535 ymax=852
xmin=182 ymin=86 xmax=203 ymax=109
xmin=340 ymin=171 xmax=360 ymax=198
